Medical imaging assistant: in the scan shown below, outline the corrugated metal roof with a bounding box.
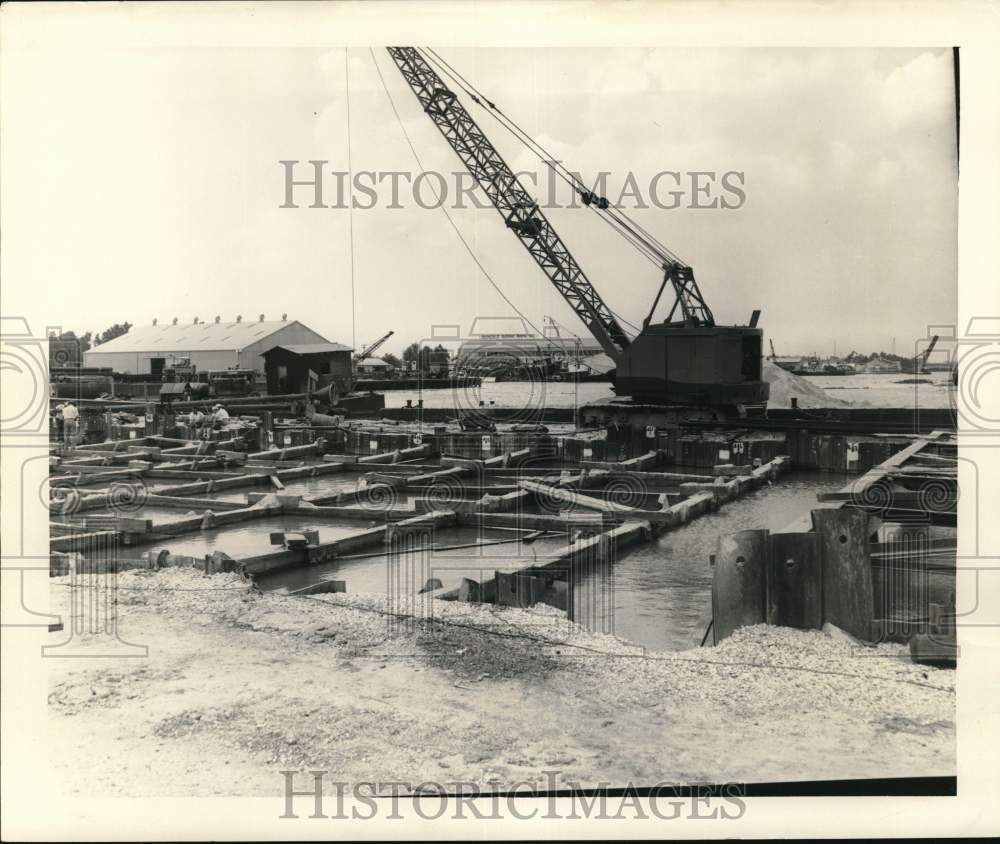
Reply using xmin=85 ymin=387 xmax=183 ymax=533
xmin=86 ymin=320 xmax=315 ymax=354
xmin=265 ymin=343 xmax=354 ymax=355
xmin=356 ymin=356 xmax=394 ymax=367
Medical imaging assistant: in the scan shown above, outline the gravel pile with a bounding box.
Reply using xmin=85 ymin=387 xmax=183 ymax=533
xmin=573 ymin=624 xmax=953 ymax=728
xmin=56 ymin=569 xmax=954 ymax=732
xmin=764 ymin=359 xmax=856 ymax=408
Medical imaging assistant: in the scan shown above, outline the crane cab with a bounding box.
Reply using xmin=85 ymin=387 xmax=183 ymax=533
xmin=615 ymin=324 xmax=769 ymax=408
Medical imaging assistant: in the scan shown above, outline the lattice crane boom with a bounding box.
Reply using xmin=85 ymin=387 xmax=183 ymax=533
xmin=386 ymin=47 xmax=631 ymax=363
xmin=355 ymin=330 xmax=395 ymax=362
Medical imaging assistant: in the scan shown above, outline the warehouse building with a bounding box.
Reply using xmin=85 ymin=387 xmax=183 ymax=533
xmin=82 ymin=315 xmax=330 ymax=376
xmin=355 ymin=356 xmax=397 ymax=377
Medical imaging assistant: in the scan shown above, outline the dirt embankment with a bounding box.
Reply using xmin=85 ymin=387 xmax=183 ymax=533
xmin=47 ymin=569 xmax=954 ymax=797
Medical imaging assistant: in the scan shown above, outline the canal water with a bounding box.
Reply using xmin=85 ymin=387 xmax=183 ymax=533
xmin=105 ymin=470 xmax=846 ymax=653
xmin=379 ymin=370 xmax=955 ymax=410
xmin=573 ymin=470 xmax=847 ymax=652
xmin=254 ymin=525 xmax=574 ymax=596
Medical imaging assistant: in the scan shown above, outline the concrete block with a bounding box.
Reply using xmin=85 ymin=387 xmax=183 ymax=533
xmin=457 ymin=578 xmax=481 ymax=602
xmin=418 ymin=578 xmax=444 ymax=594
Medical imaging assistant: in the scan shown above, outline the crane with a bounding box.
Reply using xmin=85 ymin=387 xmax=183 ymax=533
xmin=385 ymin=47 xmax=768 ymax=410
xmin=900 ymin=334 xmax=939 ymax=374
xmin=544 ymin=314 xmax=582 ymax=356
xmin=547 ymin=314 xmax=601 ymax=378
xmin=353 ymin=330 xmax=395 ymax=363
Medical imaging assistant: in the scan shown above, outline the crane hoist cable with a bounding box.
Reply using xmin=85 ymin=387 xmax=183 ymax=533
xmin=420 ymin=47 xmax=687 ymax=269
xmin=413 ymin=49 xmax=645 ymax=333
xmin=417 ymin=48 xmax=671 ymax=268
xmin=345 ymin=49 xmax=358 ymax=352
xmin=368 ymin=47 xmax=577 ymax=356
xmin=382 ymin=45 xmax=648 ymax=353
xmin=417 ymin=49 xmax=670 ymax=268
xmin=418 ymin=50 xmax=663 ymax=250
xmin=383 ymin=44 xmax=760 ymax=405
xmin=417 ymin=55 xmax=688 ymax=327
xmin=425 ymin=46 xmax=688 ymax=266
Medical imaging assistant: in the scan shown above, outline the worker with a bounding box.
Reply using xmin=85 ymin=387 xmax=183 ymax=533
xmin=61 ymin=401 xmax=79 ymax=444
xmin=189 ymin=408 xmax=206 ymax=436
xmin=212 ymin=404 xmax=230 ymax=428
xmin=54 ymin=404 xmax=66 ymax=443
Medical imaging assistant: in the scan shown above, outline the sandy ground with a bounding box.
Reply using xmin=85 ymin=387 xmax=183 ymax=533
xmin=47 ymin=569 xmax=954 ymax=797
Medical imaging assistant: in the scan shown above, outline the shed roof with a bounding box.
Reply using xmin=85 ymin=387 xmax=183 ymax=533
xmin=357 ymin=356 xmax=394 ymax=367
xmin=86 ymin=320 xmax=317 ymax=354
xmin=264 ymin=343 xmax=353 ymax=356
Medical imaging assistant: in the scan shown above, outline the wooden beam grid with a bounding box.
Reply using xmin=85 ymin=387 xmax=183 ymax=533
xmin=52 ymin=437 xmax=801 ymax=624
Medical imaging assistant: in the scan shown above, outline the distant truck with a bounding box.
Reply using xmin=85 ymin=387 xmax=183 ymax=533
xmin=157 ymin=366 xmax=259 ymax=403
xmin=201 ymin=369 xmax=259 ymax=398
xmin=159 ymin=381 xmax=210 ymax=404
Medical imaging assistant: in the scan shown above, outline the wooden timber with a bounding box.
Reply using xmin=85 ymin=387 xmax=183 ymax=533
xmin=237 ymin=510 xmax=457 ymax=575
xmin=578 ymin=450 xmax=664 ymax=472
xmin=456 ymin=511 xmax=619 ymax=532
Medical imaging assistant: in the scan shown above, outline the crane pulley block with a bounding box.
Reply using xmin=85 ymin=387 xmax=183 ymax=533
xmin=579 ymin=190 xmax=610 ymax=209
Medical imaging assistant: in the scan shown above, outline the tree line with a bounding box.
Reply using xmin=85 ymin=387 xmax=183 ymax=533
xmin=48 ymin=322 xmax=133 ymax=354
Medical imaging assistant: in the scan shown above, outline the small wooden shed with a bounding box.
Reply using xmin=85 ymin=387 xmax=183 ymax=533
xmin=262 ymin=343 xmax=353 ymax=395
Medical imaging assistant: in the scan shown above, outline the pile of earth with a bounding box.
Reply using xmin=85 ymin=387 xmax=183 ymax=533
xmin=762 ymin=359 xmax=854 ymax=408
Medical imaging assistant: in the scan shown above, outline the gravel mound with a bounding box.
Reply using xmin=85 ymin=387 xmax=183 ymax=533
xmin=764 ymin=359 xmax=855 ymax=408
xmin=83 ymin=569 xmax=953 ymax=719
xmin=576 ymin=623 xmax=953 ymax=724
xmin=48 ymin=568 xmax=955 ymax=789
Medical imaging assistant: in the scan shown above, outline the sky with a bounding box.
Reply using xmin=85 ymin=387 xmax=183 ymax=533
xmin=3 ymin=42 xmax=958 ymax=359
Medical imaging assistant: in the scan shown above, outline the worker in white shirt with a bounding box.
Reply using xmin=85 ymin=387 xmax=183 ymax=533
xmin=212 ymin=404 xmax=230 ymax=428
xmin=189 ymin=408 xmax=206 ymax=436
xmin=61 ymin=402 xmax=80 ymax=443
